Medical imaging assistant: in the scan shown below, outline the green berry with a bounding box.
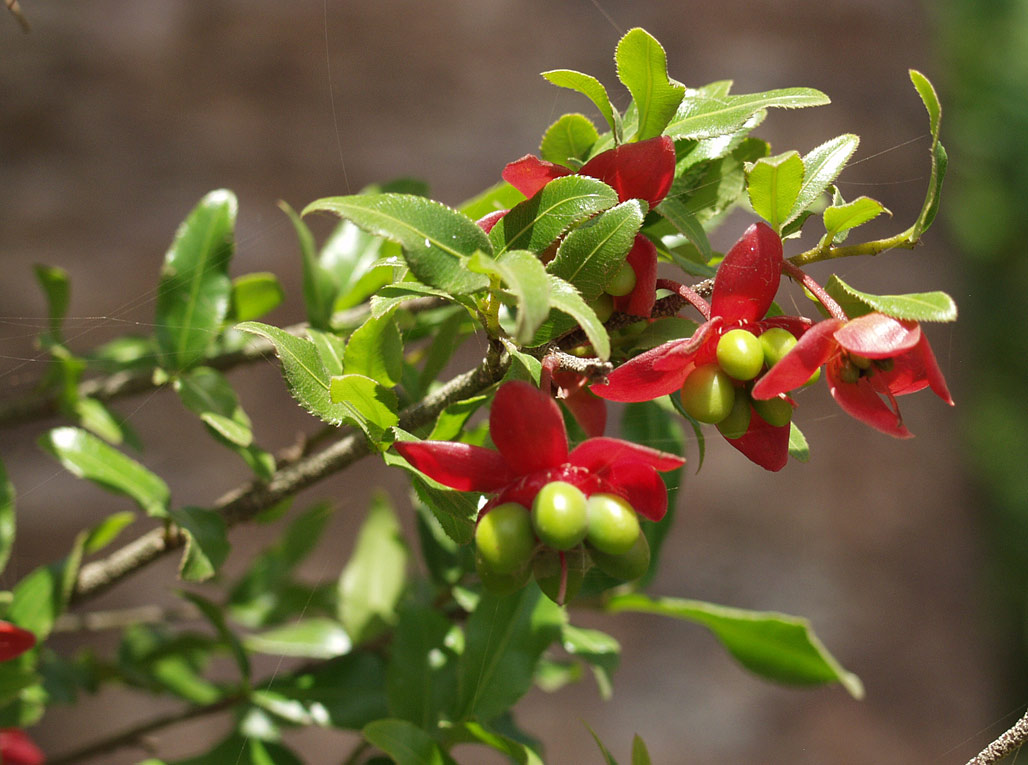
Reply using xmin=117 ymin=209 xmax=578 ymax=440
xmin=716 ymin=329 xmax=764 ymax=381
xmin=585 ymin=494 xmax=640 ymax=555
xmin=759 ymin=327 xmax=798 ymax=368
xmin=533 ymin=546 xmax=589 ymax=605
xmin=589 ymin=293 xmax=614 ymax=323
xmin=605 ymin=262 xmax=637 ymax=297
xmin=804 ymin=366 xmax=822 ymax=387
xmin=474 ymin=502 xmax=535 ymax=574
xmin=589 ymin=532 xmax=651 ymax=581
xmin=753 ymin=395 xmax=793 ymax=427
xmin=532 ymin=481 xmax=589 ymax=550
xmin=476 ymin=552 xmax=531 ymax=595
xmin=716 ymin=391 xmax=752 ymax=439
xmin=680 ymin=364 xmax=736 ymax=424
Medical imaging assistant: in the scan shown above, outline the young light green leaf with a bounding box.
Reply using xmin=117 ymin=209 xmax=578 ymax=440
xmin=72 ymin=397 xmax=141 ymax=450
xmin=307 ymin=327 xmax=345 ymax=377
xmin=155 ymin=189 xmax=236 ymax=371
xmin=235 ymin=321 xmax=353 ymax=427
xmin=33 ymin=264 xmax=70 ymax=340
xmin=546 ymin=275 xmax=610 ymax=359
xmin=39 ymin=427 xmax=170 ymax=518
xmin=540 ymin=113 xmax=600 ymax=167
xmin=244 ymin=619 xmax=352 ymax=659
xmin=319 ymin=219 xmax=390 ymax=311
xmin=908 ymin=70 xmax=947 ymax=238
xmin=822 ymin=196 xmax=889 ymax=243
xmin=787 ymin=134 xmax=859 ymax=224
xmin=606 ymin=594 xmax=864 ymax=698
xmin=631 ymin=735 xmax=652 ymax=765
xmin=448 ymin=722 xmax=544 ymax=765
xmin=169 ymin=506 xmax=229 ymax=582
xmin=175 ymin=366 xmax=254 ymax=447
xmin=363 ymin=719 xmax=457 ymax=765
xmin=281 ymin=201 xmax=338 ymax=330
xmin=542 ymin=69 xmax=622 ymax=140
xmin=337 ymin=492 xmax=408 ymax=645
xmin=825 ymin=275 xmax=957 ymax=323
xmin=303 ymin=194 xmax=491 ymax=295
xmin=329 ymin=374 xmax=400 ymax=438
xmin=459 ymin=181 xmax=526 ymax=222
xmin=387 ymin=601 xmax=459 ymax=727
xmin=488 ymin=175 xmax=619 ymax=256
xmin=666 ymin=88 xmax=830 ymax=140
xmin=788 ymin=422 xmax=810 ymax=463
xmin=548 ymin=201 xmax=644 ymax=302
xmin=82 ymin=510 xmax=135 ymax=555
xmin=615 ymin=28 xmax=686 ymax=141
xmin=230 ymin=272 xmax=284 ymax=322
xmin=562 ymin=624 xmax=620 ymax=700
xmin=469 ymin=249 xmax=552 ymax=344
xmin=656 ymin=198 xmax=713 ymax=262
xmin=586 ymin=723 xmax=620 ymax=765
xmin=456 ymin=586 xmax=565 ymax=723
xmin=0 ymin=459 xmax=15 ymax=577
xmin=746 ymin=151 xmax=804 ymax=233
xmin=344 ymin=311 xmax=403 ymax=387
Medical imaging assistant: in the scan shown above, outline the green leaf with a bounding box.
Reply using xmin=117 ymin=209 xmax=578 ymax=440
xmin=542 ymin=69 xmax=622 ymax=140
xmin=562 ymin=624 xmax=620 ymax=700
xmin=344 ymin=311 xmax=403 ymax=387
xmin=429 ymin=395 xmax=488 ymax=442
xmin=387 ymin=601 xmax=459 ymax=727
xmin=175 ymin=366 xmax=253 ymax=447
xmin=0 ymin=459 xmax=16 ymax=577
xmin=458 ymin=181 xmax=526 ymax=222
xmin=39 ymin=427 xmax=170 ymax=517
xmin=155 ymin=189 xmax=236 ymax=371
xmin=666 ymin=87 xmax=830 ymax=140
xmin=469 ymin=250 xmax=552 ymax=344
xmin=788 ymin=422 xmax=810 ymax=463
xmin=180 ymin=590 xmax=250 ymax=683
xmin=826 ymin=275 xmax=958 ymax=322
xmin=363 ymin=718 xmax=457 ymax=765
xmin=908 ymin=70 xmax=947 ymax=238
xmin=456 ymin=587 xmax=565 ymax=722
xmin=540 ymin=113 xmax=599 ymax=167
xmin=822 ymin=196 xmax=889 ymax=243
xmin=263 ymin=652 xmax=388 ymax=730
xmin=488 ymin=175 xmax=619 ymax=256
xmin=546 ymin=275 xmax=611 ymax=359
xmin=9 ymin=532 xmax=86 ymax=641
xmin=82 ymin=510 xmax=135 ymax=555
xmin=606 ymin=594 xmax=864 ymax=698
xmin=787 ymin=134 xmax=860 ymax=224
xmin=33 ymin=264 xmax=70 ymax=340
xmin=746 ymin=151 xmax=804 ymax=233
xmin=670 ymin=138 xmax=769 ymax=225
xmin=337 ymin=492 xmax=408 ymax=645
xmin=230 ymin=272 xmax=284 ymax=322
xmin=72 ymin=397 xmax=141 ymax=450
xmin=307 ymin=328 xmax=345 ymax=377
xmin=235 ymin=321 xmax=352 ymax=427
xmin=244 ymin=618 xmax=351 ymax=659
xmin=586 ymin=723 xmax=620 ymax=765
xmin=163 ymin=732 xmax=303 ymax=765
xmin=448 ymin=722 xmax=544 ymax=765
xmin=548 ymin=201 xmax=644 ymax=302
xmin=656 ymin=198 xmax=713 ymax=262
xmin=303 ymin=194 xmax=491 ymax=295
xmin=281 ymin=200 xmax=338 ymax=329
xmin=169 ymin=506 xmax=229 ymax=582
xmin=631 ymin=735 xmax=652 ymax=765
xmin=319 ymin=219 xmax=390 ymax=311
xmin=615 ymin=28 xmax=685 ymax=141
xmin=329 ymin=374 xmax=400 ymax=439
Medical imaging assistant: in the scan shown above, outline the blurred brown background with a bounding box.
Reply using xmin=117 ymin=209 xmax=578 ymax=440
xmin=0 ymin=1 xmax=1013 ymax=763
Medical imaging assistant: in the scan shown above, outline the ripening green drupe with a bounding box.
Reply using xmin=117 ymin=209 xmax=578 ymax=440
xmin=533 ymin=546 xmax=589 ymax=605
xmin=605 ymin=261 xmax=637 ymax=297
xmin=716 ymin=391 xmax=752 ymax=439
xmin=476 ymin=552 xmax=532 ymax=595
xmin=759 ymin=327 xmax=798 ymax=368
xmin=716 ymin=329 xmax=765 ymax=380
xmin=586 ymin=493 xmax=641 ymax=555
xmin=753 ymin=395 xmax=793 ymax=427
xmin=680 ymin=364 xmax=737 ymax=423
xmin=589 ymin=292 xmax=614 ymax=323
xmin=474 ymin=502 xmax=535 ymax=574
xmin=532 ymin=481 xmax=589 ymax=550
xmin=589 ymin=532 xmax=651 ymax=581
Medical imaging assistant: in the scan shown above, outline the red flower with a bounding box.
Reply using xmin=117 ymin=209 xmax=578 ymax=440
xmin=549 ymin=370 xmax=607 ymax=439
xmin=0 ymin=729 xmax=44 ymax=765
xmin=0 ymin=622 xmax=36 ymax=662
xmin=751 ymin=312 xmax=952 ymax=437
xmin=394 ymin=380 xmax=684 ymax=521
xmin=591 ymin=223 xmax=811 ymax=471
xmin=501 ymin=136 xmax=676 ymax=317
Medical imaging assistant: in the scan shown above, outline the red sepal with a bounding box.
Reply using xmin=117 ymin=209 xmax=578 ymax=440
xmin=489 ymin=381 xmax=568 ymax=475
xmin=475 ymin=209 xmax=508 ymax=234
xmin=828 ymin=368 xmax=912 ymax=438
xmin=394 ymin=441 xmax=514 ymax=492
xmin=709 ymin=222 xmax=783 ymax=324
xmin=878 ymin=335 xmax=953 ymax=404
xmin=569 ymin=437 xmax=685 ymax=473
xmin=833 ymin=313 xmax=921 ymax=358
xmin=751 ymin=319 xmax=843 ymax=400
xmin=0 ymin=729 xmax=45 ymax=765
xmin=579 ymin=136 xmax=676 ymax=207
xmin=604 ymin=461 xmax=669 ymax=521
xmin=724 ymin=409 xmax=791 ymax=471
xmin=501 ymin=156 xmax=573 ymax=199
xmin=0 ymin=623 xmax=35 ymax=662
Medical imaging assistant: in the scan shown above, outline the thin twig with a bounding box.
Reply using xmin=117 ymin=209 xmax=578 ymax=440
xmin=966 ymin=708 xmax=1028 ymax=765
xmin=70 ymin=342 xmax=509 ymax=605
xmin=53 ymin=603 xmax=200 ymax=633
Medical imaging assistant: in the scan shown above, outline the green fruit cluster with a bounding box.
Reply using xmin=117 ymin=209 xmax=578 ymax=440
xmin=680 ymin=327 xmax=810 ymax=433
xmin=473 ymin=481 xmax=651 ymax=602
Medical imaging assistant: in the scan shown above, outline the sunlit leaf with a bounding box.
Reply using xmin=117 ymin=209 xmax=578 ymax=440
xmin=542 ymin=69 xmax=622 ymax=140
xmin=540 ymin=113 xmax=599 ymax=167
xmin=615 ymin=28 xmax=685 ymax=141
xmin=826 ymin=275 xmax=958 ymax=322
xmin=746 ymin=151 xmax=803 ymax=233
xmin=230 ymin=272 xmax=285 ymax=322
xmin=666 ymin=88 xmax=829 ymax=140
xmin=787 ymin=134 xmax=859 ymax=224
xmin=243 ymin=619 xmax=351 ymax=659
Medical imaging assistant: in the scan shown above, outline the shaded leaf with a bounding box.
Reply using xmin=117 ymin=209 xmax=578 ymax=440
xmin=656 ymin=198 xmax=712 ymax=262
xmin=632 ymin=735 xmax=652 ymax=765
xmin=562 ymin=624 xmax=620 ymax=700
xmin=9 ymin=532 xmax=86 ymax=641
xmin=39 ymin=427 xmax=169 ymax=517
xmin=33 ymin=264 xmax=69 ymax=340
xmin=180 ymin=590 xmax=249 ymax=683
xmin=281 ymin=201 xmax=338 ymax=329
xmin=469 ymin=250 xmax=551 ymax=344
xmin=606 ymin=594 xmax=864 ymax=697
xmin=155 ymin=189 xmax=236 ymax=371
xmin=169 ymin=506 xmax=229 ymax=583
xmin=387 ymin=601 xmax=458 ymax=727
xmin=546 ymin=275 xmax=611 ymax=360
xmin=448 ymin=722 xmax=544 ymax=765
xmin=458 ymin=181 xmax=526 ymax=222
xmin=908 ymin=70 xmax=947 ymax=238
xmin=364 ymin=718 xmax=457 ymax=765
xmin=82 ymin=510 xmax=135 ymax=555
xmin=264 ymin=652 xmax=388 ymax=730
